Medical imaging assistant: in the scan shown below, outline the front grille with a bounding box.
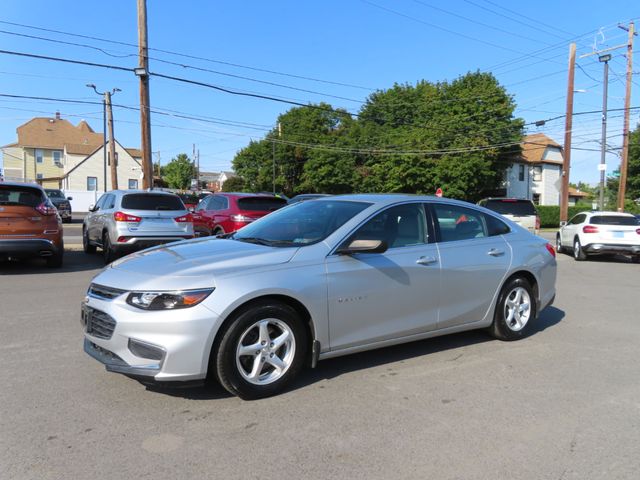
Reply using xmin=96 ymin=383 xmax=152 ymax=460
xmin=85 ymin=307 xmax=116 ymax=339
xmin=88 ymin=283 xmax=126 ymax=300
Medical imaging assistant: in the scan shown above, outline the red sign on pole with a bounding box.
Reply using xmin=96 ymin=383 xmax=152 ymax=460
xmin=435 ymin=188 xmax=443 ymax=198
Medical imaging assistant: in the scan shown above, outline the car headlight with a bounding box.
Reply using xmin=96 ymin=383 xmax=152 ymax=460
xmin=126 ymin=288 xmax=214 ymax=310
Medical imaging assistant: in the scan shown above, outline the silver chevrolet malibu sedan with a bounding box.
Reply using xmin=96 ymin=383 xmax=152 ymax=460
xmin=82 ymin=195 xmax=557 ymax=399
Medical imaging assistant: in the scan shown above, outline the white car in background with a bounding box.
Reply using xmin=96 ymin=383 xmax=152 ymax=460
xmin=556 ymin=211 xmax=640 ymax=262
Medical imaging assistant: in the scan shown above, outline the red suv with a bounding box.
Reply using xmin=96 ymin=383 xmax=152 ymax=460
xmin=0 ymin=182 xmax=64 ymax=267
xmin=191 ymin=193 xmax=287 ymax=236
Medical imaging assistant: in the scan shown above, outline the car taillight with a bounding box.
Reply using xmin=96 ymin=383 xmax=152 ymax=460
xmin=174 ymin=213 xmax=193 ymax=223
xmin=231 ymin=214 xmax=256 ymax=222
xmin=583 ymin=225 xmax=599 ymax=234
xmin=636 ymin=228 xmax=640 ymax=235
xmin=35 ymin=201 xmax=56 ymax=216
xmin=535 ymin=215 xmax=540 ymax=230
xmin=114 ymin=211 xmax=142 ymax=222
xmin=545 ymin=243 xmax=556 ymax=258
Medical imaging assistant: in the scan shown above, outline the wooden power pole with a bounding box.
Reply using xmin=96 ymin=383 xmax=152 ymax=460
xmin=137 ymin=0 xmax=153 ymax=189
xmin=617 ymin=22 xmax=635 ymax=212
xmin=105 ymin=91 xmax=118 ymax=190
xmin=560 ymin=43 xmax=577 ymax=224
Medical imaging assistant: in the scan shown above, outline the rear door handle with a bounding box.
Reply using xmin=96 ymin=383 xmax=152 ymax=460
xmin=416 ymin=256 xmax=438 ymax=266
xmin=488 ymin=248 xmax=505 ymax=257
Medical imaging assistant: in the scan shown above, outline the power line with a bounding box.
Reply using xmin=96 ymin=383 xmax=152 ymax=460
xmin=0 ymin=20 xmax=374 ymax=91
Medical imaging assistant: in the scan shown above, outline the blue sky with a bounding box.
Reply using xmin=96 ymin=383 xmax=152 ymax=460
xmin=0 ymin=0 xmax=638 ymax=184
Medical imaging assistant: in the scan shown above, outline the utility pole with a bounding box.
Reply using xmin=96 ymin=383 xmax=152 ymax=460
xmin=136 ymin=0 xmax=153 ymax=189
xmin=617 ymin=22 xmax=636 ymax=212
xmin=197 ymin=149 xmax=200 ymax=189
xmin=598 ymin=54 xmax=611 ymax=211
xmin=105 ymin=91 xmax=118 ymax=190
xmin=560 ymin=43 xmax=576 ymax=224
xmin=87 ymin=84 xmax=119 ymax=192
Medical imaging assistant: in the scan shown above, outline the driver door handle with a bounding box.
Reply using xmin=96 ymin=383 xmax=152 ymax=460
xmin=488 ymin=248 xmax=505 ymax=257
xmin=416 ymin=256 xmax=438 ymax=266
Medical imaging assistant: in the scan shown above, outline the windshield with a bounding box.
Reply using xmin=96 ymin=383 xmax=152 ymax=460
xmin=233 ymin=200 xmax=371 ymax=247
xmin=45 ymin=189 xmax=65 ymax=199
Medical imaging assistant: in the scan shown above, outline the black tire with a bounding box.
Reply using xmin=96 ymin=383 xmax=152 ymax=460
xmin=213 ymin=301 xmax=308 ymax=400
xmin=489 ymin=277 xmax=536 ymax=341
xmin=555 ymin=234 xmax=565 ymax=254
xmin=46 ymin=250 xmax=64 ymax=268
xmin=632 ymin=255 xmax=640 ymax=264
xmin=62 ymin=217 xmax=72 ymax=224
xmin=102 ymin=232 xmax=115 ymax=264
xmin=213 ymin=227 xmax=225 ymax=237
xmin=194 ymin=227 xmax=211 ymax=238
xmin=83 ymin=228 xmax=96 ymax=253
xmin=573 ymin=237 xmax=587 ymax=261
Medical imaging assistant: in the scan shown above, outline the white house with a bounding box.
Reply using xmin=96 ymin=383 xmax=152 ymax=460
xmin=505 ymin=133 xmax=563 ymax=206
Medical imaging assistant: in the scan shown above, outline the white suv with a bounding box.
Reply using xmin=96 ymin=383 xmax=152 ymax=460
xmin=556 ymin=211 xmax=640 ymax=262
xmin=477 ymin=198 xmax=540 ymax=235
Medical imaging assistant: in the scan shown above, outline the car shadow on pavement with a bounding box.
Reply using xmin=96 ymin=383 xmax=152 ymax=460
xmin=143 ymin=306 xmax=565 ymax=400
xmin=290 ymin=305 xmax=566 ymax=393
xmin=0 ymin=250 xmax=104 ymax=275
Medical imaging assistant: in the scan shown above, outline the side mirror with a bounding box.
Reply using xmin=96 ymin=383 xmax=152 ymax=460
xmin=189 ymin=207 xmax=195 ymax=213
xmin=336 ymin=239 xmax=388 ymax=255
xmin=88 ymin=204 xmax=96 ymax=212
xmin=559 ymin=221 xmax=567 ymax=227
xmin=67 ymin=196 xmax=73 ymax=201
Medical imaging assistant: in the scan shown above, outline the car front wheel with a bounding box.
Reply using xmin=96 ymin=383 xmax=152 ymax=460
xmin=489 ymin=277 xmax=536 ymax=341
xmin=83 ymin=228 xmax=96 ymax=253
xmin=213 ymin=301 xmax=308 ymax=400
xmin=556 ymin=234 xmax=565 ymax=254
xmin=573 ymin=237 xmax=587 ymax=261
xmin=102 ymin=232 xmax=115 ymax=264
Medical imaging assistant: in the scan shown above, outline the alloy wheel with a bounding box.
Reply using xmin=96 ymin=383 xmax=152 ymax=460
xmin=503 ymin=286 xmax=531 ymax=332
xmin=235 ymin=318 xmax=295 ymax=385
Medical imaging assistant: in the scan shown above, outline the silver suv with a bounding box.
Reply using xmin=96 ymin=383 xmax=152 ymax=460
xmin=478 ymin=198 xmax=540 ymax=235
xmin=83 ymin=190 xmax=194 ymax=263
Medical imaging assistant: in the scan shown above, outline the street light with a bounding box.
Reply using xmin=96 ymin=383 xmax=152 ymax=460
xmin=597 ymin=54 xmax=612 ymax=211
xmin=86 ymin=84 xmax=120 ymax=192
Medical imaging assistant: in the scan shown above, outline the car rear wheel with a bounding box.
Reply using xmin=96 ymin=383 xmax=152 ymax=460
xmin=489 ymin=277 xmax=536 ymax=341
xmin=102 ymin=232 xmax=115 ymax=264
xmin=573 ymin=237 xmax=587 ymax=261
xmin=213 ymin=301 xmax=307 ymax=400
xmin=83 ymin=228 xmax=96 ymax=253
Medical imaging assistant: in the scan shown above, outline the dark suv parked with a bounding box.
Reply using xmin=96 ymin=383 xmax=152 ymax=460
xmin=45 ymin=189 xmax=73 ymax=223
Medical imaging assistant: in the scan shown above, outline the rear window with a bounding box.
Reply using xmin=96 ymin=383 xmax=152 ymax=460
xmin=482 ymin=199 xmax=537 ymax=216
xmin=121 ymin=193 xmax=185 ymax=211
xmin=237 ymin=197 xmax=287 ymax=212
xmin=590 ymin=215 xmax=639 ymax=226
xmin=179 ymin=192 xmax=209 ymax=204
xmin=0 ymin=186 xmax=44 ymax=207
xmin=45 ymin=189 xmax=65 ymax=199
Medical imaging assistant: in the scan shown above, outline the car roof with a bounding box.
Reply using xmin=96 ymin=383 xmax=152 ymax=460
xmin=580 ymin=211 xmax=635 ymax=217
xmin=106 ymin=189 xmax=180 ymax=196
xmin=312 ymin=193 xmax=476 ymax=208
xmin=0 ymin=181 xmax=44 ymax=191
xmin=216 ymin=192 xmax=285 ymax=198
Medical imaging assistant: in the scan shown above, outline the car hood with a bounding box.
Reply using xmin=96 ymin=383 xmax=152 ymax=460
xmin=93 ymin=238 xmax=298 ymax=291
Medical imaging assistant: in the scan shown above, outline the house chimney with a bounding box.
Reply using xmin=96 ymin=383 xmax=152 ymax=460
xmin=55 ymin=111 xmax=61 ymax=120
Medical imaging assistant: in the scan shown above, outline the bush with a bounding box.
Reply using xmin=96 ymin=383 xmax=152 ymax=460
xmin=537 ymin=203 xmax=640 ymax=228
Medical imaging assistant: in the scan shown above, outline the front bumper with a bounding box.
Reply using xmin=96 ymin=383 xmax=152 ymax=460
xmin=583 ymin=243 xmax=640 ymax=255
xmin=81 ymin=292 xmax=220 ymax=382
xmin=0 ymin=238 xmax=61 ymax=259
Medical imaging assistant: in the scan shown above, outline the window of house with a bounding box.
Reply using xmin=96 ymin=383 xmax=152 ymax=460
xmin=36 ymin=173 xmax=44 ymax=180
xmin=533 ymin=193 xmax=541 ymax=205
xmin=518 ymin=164 xmax=525 ymax=182
xmin=35 ymin=149 xmax=44 ymax=164
xmin=108 ymin=152 xmax=119 ymax=166
xmin=87 ymin=176 xmax=98 ymax=191
xmin=53 ymin=150 xmax=62 ymax=166
xmin=128 ymin=179 xmax=139 ymax=190
xmin=533 ymin=166 xmax=542 ymax=182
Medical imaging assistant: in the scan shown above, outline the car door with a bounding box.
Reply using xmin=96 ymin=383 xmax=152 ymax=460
xmin=561 ymin=214 xmax=585 ymax=245
xmin=325 ymin=203 xmax=441 ymax=351
xmin=97 ymin=194 xmax=116 ymax=242
xmin=430 ymin=202 xmax=512 ymax=329
xmin=87 ymin=195 xmax=107 ymax=241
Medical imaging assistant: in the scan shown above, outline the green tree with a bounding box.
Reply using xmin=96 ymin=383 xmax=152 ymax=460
xmin=163 ymin=153 xmax=195 ymax=189
xmin=626 ymin=122 xmax=640 ymax=202
xmin=221 ymin=176 xmax=246 ymax=192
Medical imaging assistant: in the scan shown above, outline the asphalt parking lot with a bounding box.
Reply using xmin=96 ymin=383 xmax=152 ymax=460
xmin=1 ymin=233 xmax=639 ymax=480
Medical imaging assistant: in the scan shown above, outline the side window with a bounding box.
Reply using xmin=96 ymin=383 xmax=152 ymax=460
xmin=220 ymin=196 xmax=229 ymax=209
xmin=104 ymin=194 xmax=116 ymax=210
xmin=94 ymin=195 xmax=107 ymax=211
xmin=346 ymin=203 xmax=426 ymax=249
xmin=433 ymin=204 xmax=488 ymax=242
xmin=568 ymin=214 xmax=585 ymax=225
xmin=196 ymin=197 xmax=208 ymax=211
xmin=485 ymin=214 xmax=511 ymax=236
